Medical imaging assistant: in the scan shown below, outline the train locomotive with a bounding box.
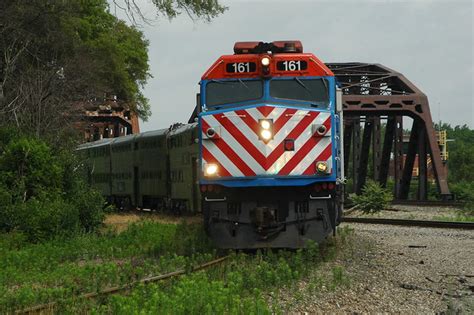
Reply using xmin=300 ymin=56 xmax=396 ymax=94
xmin=78 ymin=40 xmax=344 ymax=249
xmin=199 ymin=41 xmax=344 ymax=248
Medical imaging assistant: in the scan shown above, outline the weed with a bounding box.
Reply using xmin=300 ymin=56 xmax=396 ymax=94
xmin=1 ymin=220 xmax=354 ymax=313
xmin=331 ymin=265 xmax=347 ymax=288
xmin=349 ymin=180 xmax=393 ymax=213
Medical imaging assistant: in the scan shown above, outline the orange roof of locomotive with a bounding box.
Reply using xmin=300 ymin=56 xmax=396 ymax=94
xmin=201 ymin=41 xmax=334 ymax=80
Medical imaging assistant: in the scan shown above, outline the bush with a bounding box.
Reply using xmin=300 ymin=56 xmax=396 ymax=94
xmin=449 ymin=181 xmax=474 ymax=203
xmin=349 ymin=180 xmax=393 ymax=213
xmin=0 ymin=131 xmax=105 ymax=242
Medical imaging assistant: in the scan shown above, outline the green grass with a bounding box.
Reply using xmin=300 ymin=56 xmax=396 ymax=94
xmin=433 ymin=208 xmax=474 ymax=223
xmin=95 ymin=242 xmax=323 ymax=314
xmin=95 ymin=227 xmax=354 ymax=314
xmin=0 ymin=221 xmax=214 ymax=313
xmin=0 ymin=222 xmax=353 ymax=314
xmin=434 ymin=214 xmax=474 ymax=222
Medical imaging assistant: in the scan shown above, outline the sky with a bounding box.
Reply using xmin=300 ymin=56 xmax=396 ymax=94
xmin=119 ymin=0 xmax=473 ymax=131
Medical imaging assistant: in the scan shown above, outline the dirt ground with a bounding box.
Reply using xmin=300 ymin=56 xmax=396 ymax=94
xmin=104 ymin=211 xmax=202 ymax=232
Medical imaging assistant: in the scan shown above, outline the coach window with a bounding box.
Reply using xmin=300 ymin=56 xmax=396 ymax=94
xmin=270 ymin=78 xmax=329 ymax=107
xmin=205 ymin=80 xmax=263 ymax=109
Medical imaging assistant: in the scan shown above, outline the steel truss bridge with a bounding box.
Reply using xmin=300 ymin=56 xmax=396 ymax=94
xmin=327 ymin=63 xmax=451 ymax=200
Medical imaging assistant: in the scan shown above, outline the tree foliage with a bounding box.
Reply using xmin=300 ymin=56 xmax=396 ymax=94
xmin=0 ymin=129 xmax=105 ymax=242
xmin=0 ymin=0 xmax=226 ymax=140
xmin=0 ymin=0 xmax=151 ymax=139
xmin=434 ymin=123 xmax=474 ymax=210
xmin=113 ymin=0 xmax=227 ymax=24
xmin=437 ymin=124 xmax=474 ymax=183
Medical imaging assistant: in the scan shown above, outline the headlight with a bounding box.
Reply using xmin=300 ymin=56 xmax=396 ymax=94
xmin=260 ymin=120 xmax=271 ymax=130
xmin=316 ymin=125 xmax=327 ymax=135
xmin=259 ymin=119 xmax=273 ymax=141
xmin=261 ymin=129 xmax=272 ymax=140
xmin=206 ymin=127 xmax=216 ymax=138
xmin=205 ymin=164 xmax=218 ymax=176
xmin=261 ymin=57 xmax=270 ymax=66
xmin=316 ymin=161 xmax=328 ymax=173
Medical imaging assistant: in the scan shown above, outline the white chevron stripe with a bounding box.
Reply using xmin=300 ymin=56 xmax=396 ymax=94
xmin=202 ymin=107 xmax=332 ymax=177
xmin=245 ymin=107 xmax=284 ymax=123
xmin=266 ymin=119 xmax=316 ymax=174
xmin=204 ymin=115 xmax=265 ymax=174
xmin=216 ymin=113 xmax=267 ymax=154
xmin=283 ymin=113 xmax=331 ymax=175
xmin=269 ymin=110 xmax=311 ymax=153
xmin=289 ymin=135 xmax=332 ymax=175
xmin=203 ymin=141 xmax=244 ymax=177
xmin=326 ymin=155 xmax=333 ymax=170
xmin=227 ymin=108 xmax=309 ymax=157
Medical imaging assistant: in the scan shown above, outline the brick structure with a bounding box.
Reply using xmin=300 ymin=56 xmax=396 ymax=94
xmin=74 ymin=97 xmax=140 ymax=142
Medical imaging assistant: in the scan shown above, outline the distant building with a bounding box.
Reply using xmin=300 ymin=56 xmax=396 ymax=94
xmin=73 ymin=97 xmax=140 ymax=142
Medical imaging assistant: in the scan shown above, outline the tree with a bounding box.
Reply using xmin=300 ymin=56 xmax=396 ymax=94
xmin=0 ymin=0 xmax=226 ymax=141
xmin=113 ymin=0 xmax=227 ymax=24
xmin=0 ymin=0 xmax=151 ymax=140
xmin=435 ymin=123 xmax=474 ymax=183
xmin=0 ymin=129 xmax=105 ymax=241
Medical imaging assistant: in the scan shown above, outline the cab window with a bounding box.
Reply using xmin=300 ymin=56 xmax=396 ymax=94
xmin=206 ymin=80 xmax=263 ymax=109
xmin=270 ymin=78 xmax=329 ymax=106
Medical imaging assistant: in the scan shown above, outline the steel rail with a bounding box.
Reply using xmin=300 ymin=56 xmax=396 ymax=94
xmin=391 ymin=200 xmax=463 ymax=207
xmin=341 ymin=217 xmax=474 ymax=230
xmin=16 ymin=255 xmax=229 ymax=314
xmin=344 ymin=200 xmax=463 ymax=208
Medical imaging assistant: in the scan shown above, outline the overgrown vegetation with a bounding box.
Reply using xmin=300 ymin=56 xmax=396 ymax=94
xmin=0 ymin=0 xmax=150 ymax=139
xmin=0 ymin=129 xmax=105 ymax=242
xmin=0 ymin=0 xmax=226 ymax=138
xmin=0 ymin=220 xmax=213 ymax=312
xmin=439 ymin=124 xmax=474 ymax=217
xmin=0 ymin=0 xmax=228 ymax=239
xmin=0 ymin=219 xmax=352 ymax=313
xmin=349 ymin=180 xmax=393 ymax=213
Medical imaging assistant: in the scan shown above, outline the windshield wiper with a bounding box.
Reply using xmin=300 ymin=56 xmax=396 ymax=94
xmin=320 ymin=77 xmax=328 ymax=92
xmin=294 ymin=77 xmax=311 ymax=93
xmin=238 ymin=78 xmax=249 ymax=90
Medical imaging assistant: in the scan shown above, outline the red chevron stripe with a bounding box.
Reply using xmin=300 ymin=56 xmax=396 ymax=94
xmin=266 ymin=111 xmax=321 ymax=169
xmin=202 ymin=146 xmax=231 ymax=177
xmin=302 ymin=143 xmax=333 ymax=175
xmin=213 ymin=114 xmax=267 ymax=168
xmin=277 ymin=116 xmax=331 ymax=175
xmin=201 ymin=120 xmax=256 ymax=176
xmin=273 ymin=108 xmax=298 ymax=134
xmin=256 ymin=106 xmax=274 ymax=117
xmin=235 ymin=108 xmax=298 ymax=137
xmin=235 ymin=109 xmax=260 ymax=135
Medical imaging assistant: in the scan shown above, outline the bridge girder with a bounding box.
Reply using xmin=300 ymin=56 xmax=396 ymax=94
xmin=327 ymin=62 xmax=451 ymax=200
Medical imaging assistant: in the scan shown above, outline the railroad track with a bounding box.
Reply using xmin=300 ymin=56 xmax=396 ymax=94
xmin=17 ymin=255 xmax=229 ymax=314
xmin=341 ymin=217 xmax=474 ymax=230
xmin=345 ymin=200 xmax=463 ymax=208
xmin=391 ymin=200 xmax=463 ymax=207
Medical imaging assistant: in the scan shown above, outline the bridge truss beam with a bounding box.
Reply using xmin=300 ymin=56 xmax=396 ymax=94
xmin=327 ymin=63 xmax=451 ymax=200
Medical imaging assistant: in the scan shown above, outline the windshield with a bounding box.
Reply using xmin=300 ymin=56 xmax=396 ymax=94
xmin=206 ymin=80 xmax=263 ymax=108
xmin=270 ymin=78 xmax=329 ymax=106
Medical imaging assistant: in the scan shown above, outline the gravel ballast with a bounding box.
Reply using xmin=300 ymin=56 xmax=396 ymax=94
xmin=276 ymin=223 xmax=474 ymax=313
